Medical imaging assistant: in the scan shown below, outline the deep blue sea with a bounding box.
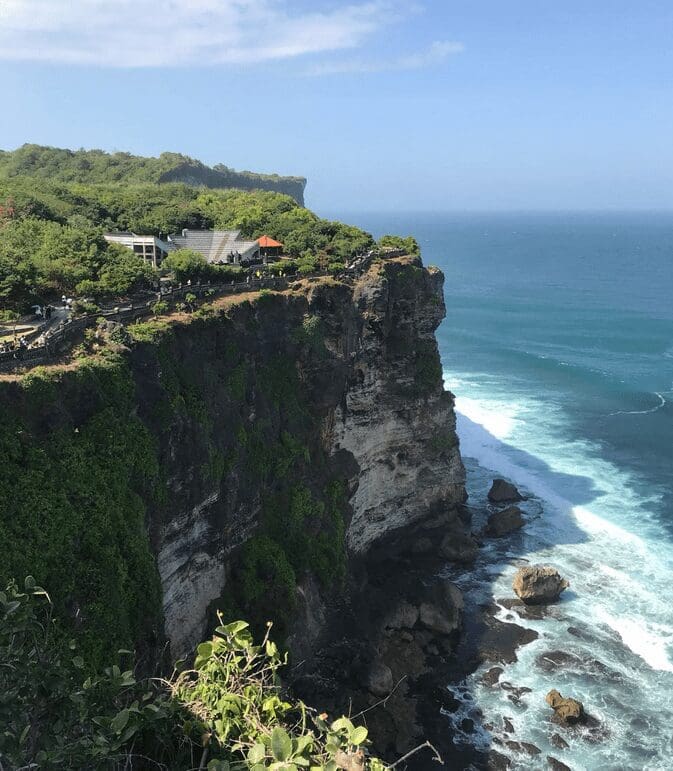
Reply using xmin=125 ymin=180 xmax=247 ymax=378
xmin=330 ymin=211 xmax=673 ymax=769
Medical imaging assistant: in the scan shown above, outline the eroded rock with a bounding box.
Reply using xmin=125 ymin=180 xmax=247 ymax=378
xmin=367 ymin=659 xmax=394 ymax=697
xmin=546 ymin=689 xmax=585 ymax=725
xmin=513 ymin=565 xmax=569 ymax=605
xmin=485 ymin=505 xmax=524 ymax=537
xmin=419 ymin=581 xmax=464 ymax=636
xmin=488 ymin=479 xmax=523 ymax=503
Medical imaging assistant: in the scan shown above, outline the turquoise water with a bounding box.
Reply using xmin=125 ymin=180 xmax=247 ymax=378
xmin=332 ymin=211 xmax=673 ymax=769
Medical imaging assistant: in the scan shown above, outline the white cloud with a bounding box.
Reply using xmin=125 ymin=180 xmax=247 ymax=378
xmin=0 ymin=0 xmax=399 ymax=67
xmin=306 ymin=40 xmax=464 ymax=76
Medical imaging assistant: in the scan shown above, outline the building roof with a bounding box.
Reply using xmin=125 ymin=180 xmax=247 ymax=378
xmin=168 ymin=229 xmax=260 ymax=263
xmin=257 ymin=235 xmax=283 ymax=248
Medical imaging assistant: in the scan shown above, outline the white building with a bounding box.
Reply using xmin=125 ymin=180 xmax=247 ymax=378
xmin=103 ymin=232 xmax=171 ymax=268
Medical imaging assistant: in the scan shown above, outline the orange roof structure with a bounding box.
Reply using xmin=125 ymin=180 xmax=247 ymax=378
xmin=257 ymin=235 xmax=283 ymax=248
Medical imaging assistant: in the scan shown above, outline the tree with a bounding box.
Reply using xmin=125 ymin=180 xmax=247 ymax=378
xmin=162 ymin=248 xmax=208 ymax=282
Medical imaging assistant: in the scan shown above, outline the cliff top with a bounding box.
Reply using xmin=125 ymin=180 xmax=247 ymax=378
xmin=0 ymin=254 xmax=434 ymax=384
xmin=0 ymin=144 xmax=307 ymax=204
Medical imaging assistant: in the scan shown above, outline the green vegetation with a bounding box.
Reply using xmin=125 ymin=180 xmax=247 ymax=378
xmin=0 ymin=580 xmax=386 ymax=770
xmin=378 ymin=234 xmax=420 ymax=256
xmin=414 ymin=339 xmax=443 ymax=393
xmin=0 ymin=357 xmax=162 ymax=666
xmin=0 ymin=145 xmax=374 ymax=311
xmin=0 ymin=144 xmax=306 ymax=202
xmin=0 ymin=217 xmax=155 ymax=310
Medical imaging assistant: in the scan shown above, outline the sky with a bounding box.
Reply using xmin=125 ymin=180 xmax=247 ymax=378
xmin=1 ymin=0 xmax=673 ymax=212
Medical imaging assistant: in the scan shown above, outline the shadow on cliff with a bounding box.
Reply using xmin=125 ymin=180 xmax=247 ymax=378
xmin=425 ymin=411 xmax=599 ymax=770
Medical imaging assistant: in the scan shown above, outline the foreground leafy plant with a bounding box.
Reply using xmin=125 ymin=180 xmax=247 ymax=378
xmin=171 ymin=614 xmax=386 ymax=771
xmin=0 ymin=580 xmax=389 ymax=770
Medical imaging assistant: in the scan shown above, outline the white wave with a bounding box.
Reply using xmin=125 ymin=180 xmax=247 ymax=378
xmin=609 ymin=392 xmax=666 ymax=416
xmin=594 ymin=609 xmax=673 ymax=673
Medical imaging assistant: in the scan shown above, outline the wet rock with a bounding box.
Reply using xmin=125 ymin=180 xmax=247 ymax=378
xmin=485 ymin=505 xmax=525 ymax=537
xmin=367 ymin=659 xmax=394 ymax=697
xmin=501 ymin=681 xmax=532 ymax=697
xmin=482 ymin=666 xmax=504 ymax=686
xmin=537 ymin=650 xmax=622 ymax=683
xmin=547 ymin=757 xmax=572 ymax=771
xmin=419 ymin=581 xmax=464 ymax=636
xmin=505 ymin=740 xmax=522 ymax=753
xmin=520 ymin=742 xmax=542 ymax=756
xmin=503 ymin=717 xmax=515 ymax=733
xmin=512 ymin=565 xmax=569 ymax=604
xmin=546 ymin=689 xmax=585 ymax=725
xmin=488 ymin=478 xmax=523 ymax=504
xmin=439 ymin=530 xmax=479 ymax=563
xmin=460 ymin=717 xmax=474 ymax=733
xmin=537 ymin=650 xmax=584 ymax=673
xmin=487 ymin=750 xmax=512 ymax=769
xmin=475 ymin=604 xmax=539 ymax=664
xmin=550 ymin=733 xmax=570 ymax=750
xmin=499 ymin=596 xmax=556 ymax=620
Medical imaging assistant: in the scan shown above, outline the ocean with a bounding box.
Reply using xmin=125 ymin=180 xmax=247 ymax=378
xmin=330 ymin=211 xmax=673 ymax=769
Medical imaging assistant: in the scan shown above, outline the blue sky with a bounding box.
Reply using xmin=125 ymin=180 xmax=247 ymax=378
xmin=1 ymin=0 xmax=673 ymax=212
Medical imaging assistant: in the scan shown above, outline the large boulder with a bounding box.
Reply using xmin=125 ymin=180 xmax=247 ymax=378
xmin=367 ymin=659 xmax=394 ymax=697
xmin=512 ymin=565 xmax=569 ymax=605
xmin=486 ymin=505 xmax=524 ymax=537
xmin=545 ymin=689 xmax=585 ymax=725
xmin=439 ymin=530 xmax=479 ymax=563
xmin=419 ymin=581 xmax=464 ymax=636
xmin=488 ymin=479 xmax=523 ymax=504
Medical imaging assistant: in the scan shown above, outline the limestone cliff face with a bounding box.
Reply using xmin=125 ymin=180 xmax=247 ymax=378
xmin=0 ymin=253 xmax=466 ymax=666
xmin=135 ymin=255 xmax=467 ymax=657
xmin=328 ymin=259 xmax=465 ymax=555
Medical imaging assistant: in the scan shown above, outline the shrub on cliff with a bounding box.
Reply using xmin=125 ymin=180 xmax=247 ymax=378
xmin=0 ymin=578 xmax=387 ymax=771
xmin=377 ymin=234 xmax=420 ymax=256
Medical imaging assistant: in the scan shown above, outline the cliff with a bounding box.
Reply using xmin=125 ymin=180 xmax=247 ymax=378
xmin=0 ymin=144 xmax=307 ymax=204
xmin=0 ymin=253 xmax=470 ymax=760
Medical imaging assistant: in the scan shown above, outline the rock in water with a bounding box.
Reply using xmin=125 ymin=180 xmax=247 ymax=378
xmin=548 ymin=758 xmax=572 ymax=771
xmin=485 ymin=505 xmax=524 ymax=537
xmin=512 ymin=565 xmax=569 ymax=604
xmin=546 ymin=689 xmax=585 ymax=724
xmin=488 ymin=478 xmax=523 ymax=503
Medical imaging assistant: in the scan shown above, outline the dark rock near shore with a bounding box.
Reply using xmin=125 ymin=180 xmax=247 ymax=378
xmin=547 ymin=757 xmax=572 ymax=771
xmin=439 ymin=529 xmax=479 ymax=563
xmin=473 ymin=604 xmax=539 ymax=664
xmin=512 ymin=565 xmax=569 ymax=604
xmin=482 ymin=666 xmax=504 ymax=686
xmin=488 ymin=478 xmax=523 ymax=503
xmin=546 ymin=689 xmax=585 ymax=724
xmin=487 ymin=750 xmax=513 ymax=769
xmin=551 ymin=733 xmax=570 ymax=750
xmin=485 ymin=505 xmax=525 ymax=537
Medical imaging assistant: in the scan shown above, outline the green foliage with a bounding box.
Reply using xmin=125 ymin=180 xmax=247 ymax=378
xmin=162 ymin=248 xmax=209 ymax=282
xmin=0 ymin=144 xmax=306 ymax=201
xmin=173 ymin=618 xmax=386 ymax=770
xmin=0 ymin=582 xmax=387 ymax=770
xmin=414 ymin=340 xmax=443 ymax=393
xmin=293 ymin=314 xmax=327 ymax=356
xmin=152 ymin=299 xmax=169 ymax=316
xmin=0 ymin=146 xmax=377 ymax=310
xmin=378 ymin=234 xmax=421 ymax=256
xmin=0 ymin=359 xmax=162 ymax=666
xmin=0 ymin=578 xmax=179 ymax=768
xmin=0 ymin=217 xmax=155 ymax=310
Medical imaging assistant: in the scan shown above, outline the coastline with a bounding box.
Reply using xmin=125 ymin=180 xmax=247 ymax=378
xmin=439 ymin=400 xmax=673 ymax=770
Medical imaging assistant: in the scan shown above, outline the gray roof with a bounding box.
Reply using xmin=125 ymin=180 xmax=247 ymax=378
xmin=168 ymin=229 xmax=259 ymax=263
